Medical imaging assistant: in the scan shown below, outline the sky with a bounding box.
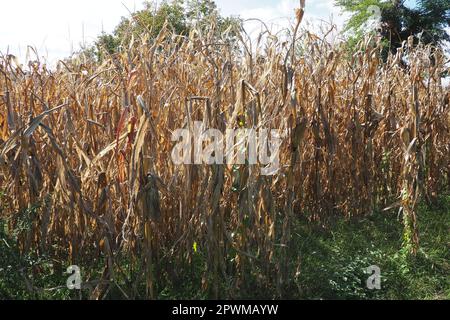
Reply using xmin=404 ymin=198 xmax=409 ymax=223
xmin=0 ymin=0 xmax=348 ymax=64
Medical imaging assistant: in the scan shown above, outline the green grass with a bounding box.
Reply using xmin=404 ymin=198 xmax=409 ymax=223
xmin=1 ymin=194 xmax=449 ymax=300
xmin=289 ymin=194 xmax=450 ymax=300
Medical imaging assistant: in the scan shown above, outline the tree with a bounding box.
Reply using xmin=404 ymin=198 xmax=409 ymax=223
xmin=96 ymin=32 xmax=121 ymax=57
xmin=337 ymin=0 xmax=450 ymax=55
xmin=93 ymin=0 xmax=240 ymax=61
xmin=185 ymin=0 xmax=239 ymax=35
xmin=114 ymin=0 xmax=188 ymax=45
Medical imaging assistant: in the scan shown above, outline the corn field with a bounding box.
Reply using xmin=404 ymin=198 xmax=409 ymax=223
xmin=0 ymin=6 xmax=449 ymax=299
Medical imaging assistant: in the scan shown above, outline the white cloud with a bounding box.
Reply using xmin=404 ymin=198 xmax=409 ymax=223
xmin=217 ymin=0 xmax=347 ymax=41
xmin=0 ymin=0 xmax=346 ymax=63
xmin=0 ymin=0 xmax=143 ymax=63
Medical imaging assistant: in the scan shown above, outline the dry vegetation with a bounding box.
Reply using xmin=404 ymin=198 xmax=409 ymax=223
xmin=0 ymin=3 xmax=449 ymax=299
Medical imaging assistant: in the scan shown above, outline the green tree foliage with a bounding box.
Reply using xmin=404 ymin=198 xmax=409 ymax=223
xmin=337 ymin=0 xmax=450 ymax=54
xmin=114 ymin=0 xmax=187 ymax=44
xmin=185 ymin=0 xmax=240 ymax=36
xmin=96 ymin=33 xmax=121 ymax=56
xmin=94 ymin=0 xmax=240 ymax=60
